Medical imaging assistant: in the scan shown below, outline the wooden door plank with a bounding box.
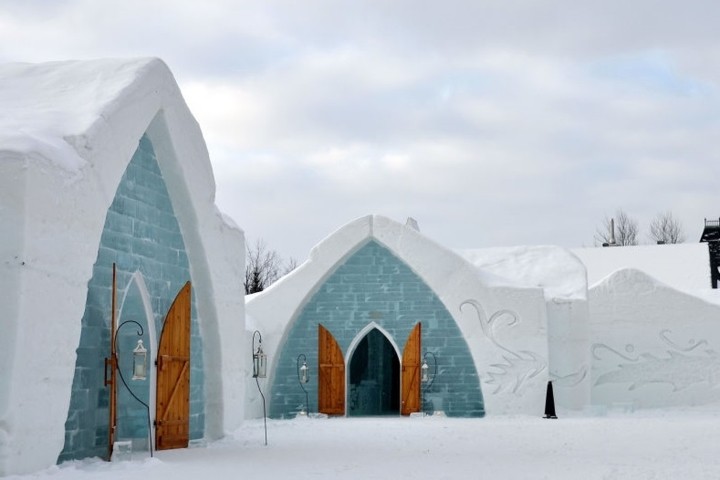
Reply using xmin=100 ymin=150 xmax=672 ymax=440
xmin=159 ymin=360 xmax=189 ymax=420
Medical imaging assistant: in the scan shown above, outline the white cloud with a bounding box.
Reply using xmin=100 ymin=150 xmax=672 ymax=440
xmin=1 ymin=0 xmax=719 ymax=259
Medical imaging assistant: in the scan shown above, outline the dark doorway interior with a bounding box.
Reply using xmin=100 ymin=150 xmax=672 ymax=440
xmin=348 ymin=329 xmax=400 ymax=416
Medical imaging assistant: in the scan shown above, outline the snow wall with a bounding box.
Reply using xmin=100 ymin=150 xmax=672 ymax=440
xmin=589 ymin=268 xmax=720 ymax=409
xmin=460 ymin=246 xmax=591 ymax=411
xmin=0 ymin=58 xmax=246 ymax=476
xmin=246 ymin=215 xmax=549 ymax=419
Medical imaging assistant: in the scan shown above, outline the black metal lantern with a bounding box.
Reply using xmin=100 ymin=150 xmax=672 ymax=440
xmin=421 ymin=351 xmax=438 ymax=416
xmin=421 ymin=352 xmax=437 ymax=385
xmin=252 ymin=331 xmax=267 ymax=379
xmin=296 ymin=354 xmax=310 ymax=416
xmin=132 ymin=339 xmax=147 ymax=381
xmin=299 ymin=359 xmax=309 ymax=384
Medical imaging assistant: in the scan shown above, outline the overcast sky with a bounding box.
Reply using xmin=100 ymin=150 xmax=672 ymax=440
xmin=2 ymin=1 xmax=719 ymax=262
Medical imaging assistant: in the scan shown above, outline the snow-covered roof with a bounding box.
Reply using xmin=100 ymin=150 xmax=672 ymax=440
xmin=0 ymin=58 xmax=164 ymax=172
xmin=458 ymin=242 xmax=714 ymax=304
xmin=459 ymin=245 xmax=588 ymax=301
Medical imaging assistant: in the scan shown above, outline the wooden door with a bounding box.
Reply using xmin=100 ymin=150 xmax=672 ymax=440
xmin=401 ymin=323 xmax=421 ymax=415
xmin=155 ymin=282 xmax=191 ymax=450
xmin=318 ymin=324 xmax=345 ymax=415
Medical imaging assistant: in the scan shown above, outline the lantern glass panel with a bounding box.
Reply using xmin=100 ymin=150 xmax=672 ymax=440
xmin=132 ymin=339 xmax=147 ymax=381
xmin=254 ymin=348 xmax=267 ymax=378
xmin=300 ymin=362 xmax=308 ymax=383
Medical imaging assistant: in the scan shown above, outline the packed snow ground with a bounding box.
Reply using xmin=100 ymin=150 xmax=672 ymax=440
xmin=9 ymin=411 xmax=720 ymax=480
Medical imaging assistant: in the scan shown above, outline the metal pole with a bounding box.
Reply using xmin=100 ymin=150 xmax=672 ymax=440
xmin=105 ymin=263 xmax=118 ymax=461
xmin=252 ymin=331 xmax=268 ymax=445
xmin=114 ymin=320 xmax=154 ymax=457
xmin=297 ymin=354 xmax=309 ymax=415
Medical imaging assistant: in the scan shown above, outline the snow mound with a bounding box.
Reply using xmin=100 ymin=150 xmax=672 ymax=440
xmin=592 ymin=267 xmax=669 ymax=291
xmin=573 ymin=243 xmax=710 ymax=295
xmin=591 ymin=267 xmax=720 ymax=308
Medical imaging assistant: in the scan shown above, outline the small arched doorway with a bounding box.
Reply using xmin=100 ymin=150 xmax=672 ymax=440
xmin=348 ymin=329 xmax=400 ymax=416
xmin=116 ymin=272 xmax=156 ymax=450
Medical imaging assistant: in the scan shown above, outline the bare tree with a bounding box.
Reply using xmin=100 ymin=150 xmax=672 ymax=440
xmin=284 ymin=257 xmax=299 ymax=273
xmin=595 ymin=209 xmax=639 ymax=246
xmin=244 ymin=239 xmax=298 ymax=294
xmin=649 ymin=211 xmax=685 ymax=244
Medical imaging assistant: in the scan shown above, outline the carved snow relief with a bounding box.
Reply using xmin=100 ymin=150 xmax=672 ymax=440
xmin=551 ymin=366 xmax=588 ymax=388
xmin=592 ymin=329 xmax=719 ymax=391
xmin=460 ymin=299 xmax=546 ymax=394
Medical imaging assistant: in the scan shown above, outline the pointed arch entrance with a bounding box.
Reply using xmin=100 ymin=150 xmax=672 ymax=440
xmin=348 ymin=328 xmax=401 ymax=416
xmin=315 ymin=322 xmax=422 ymax=417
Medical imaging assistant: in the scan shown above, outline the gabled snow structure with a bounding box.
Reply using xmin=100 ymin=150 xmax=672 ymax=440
xmin=246 ymin=216 xmax=551 ymax=419
xmin=0 ymin=58 xmax=246 ymax=475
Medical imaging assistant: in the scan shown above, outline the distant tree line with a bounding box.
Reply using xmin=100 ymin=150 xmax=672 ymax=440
xmin=244 ymin=239 xmax=298 ymax=294
xmin=595 ymin=209 xmax=686 ymax=246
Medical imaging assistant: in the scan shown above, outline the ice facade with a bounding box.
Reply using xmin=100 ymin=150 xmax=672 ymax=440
xmin=269 ymin=240 xmax=484 ymax=418
xmin=58 ymin=134 xmax=204 ymax=462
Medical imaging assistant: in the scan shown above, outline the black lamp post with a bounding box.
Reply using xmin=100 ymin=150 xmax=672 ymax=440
xmin=104 ymin=263 xmax=153 ymax=460
xmin=252 ymin=330 xmax=268 ymax=445
xmin=421 ymin=352 xmax=437 ymax=416
xmin=112 ymin=320 xmax=153 ymax=457
xmin=296 ymin=354 xmax=310 ymax=416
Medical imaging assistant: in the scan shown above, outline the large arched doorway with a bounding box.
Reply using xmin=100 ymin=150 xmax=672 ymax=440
xmin=348 ymin=329 xmax=400 ymax=416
